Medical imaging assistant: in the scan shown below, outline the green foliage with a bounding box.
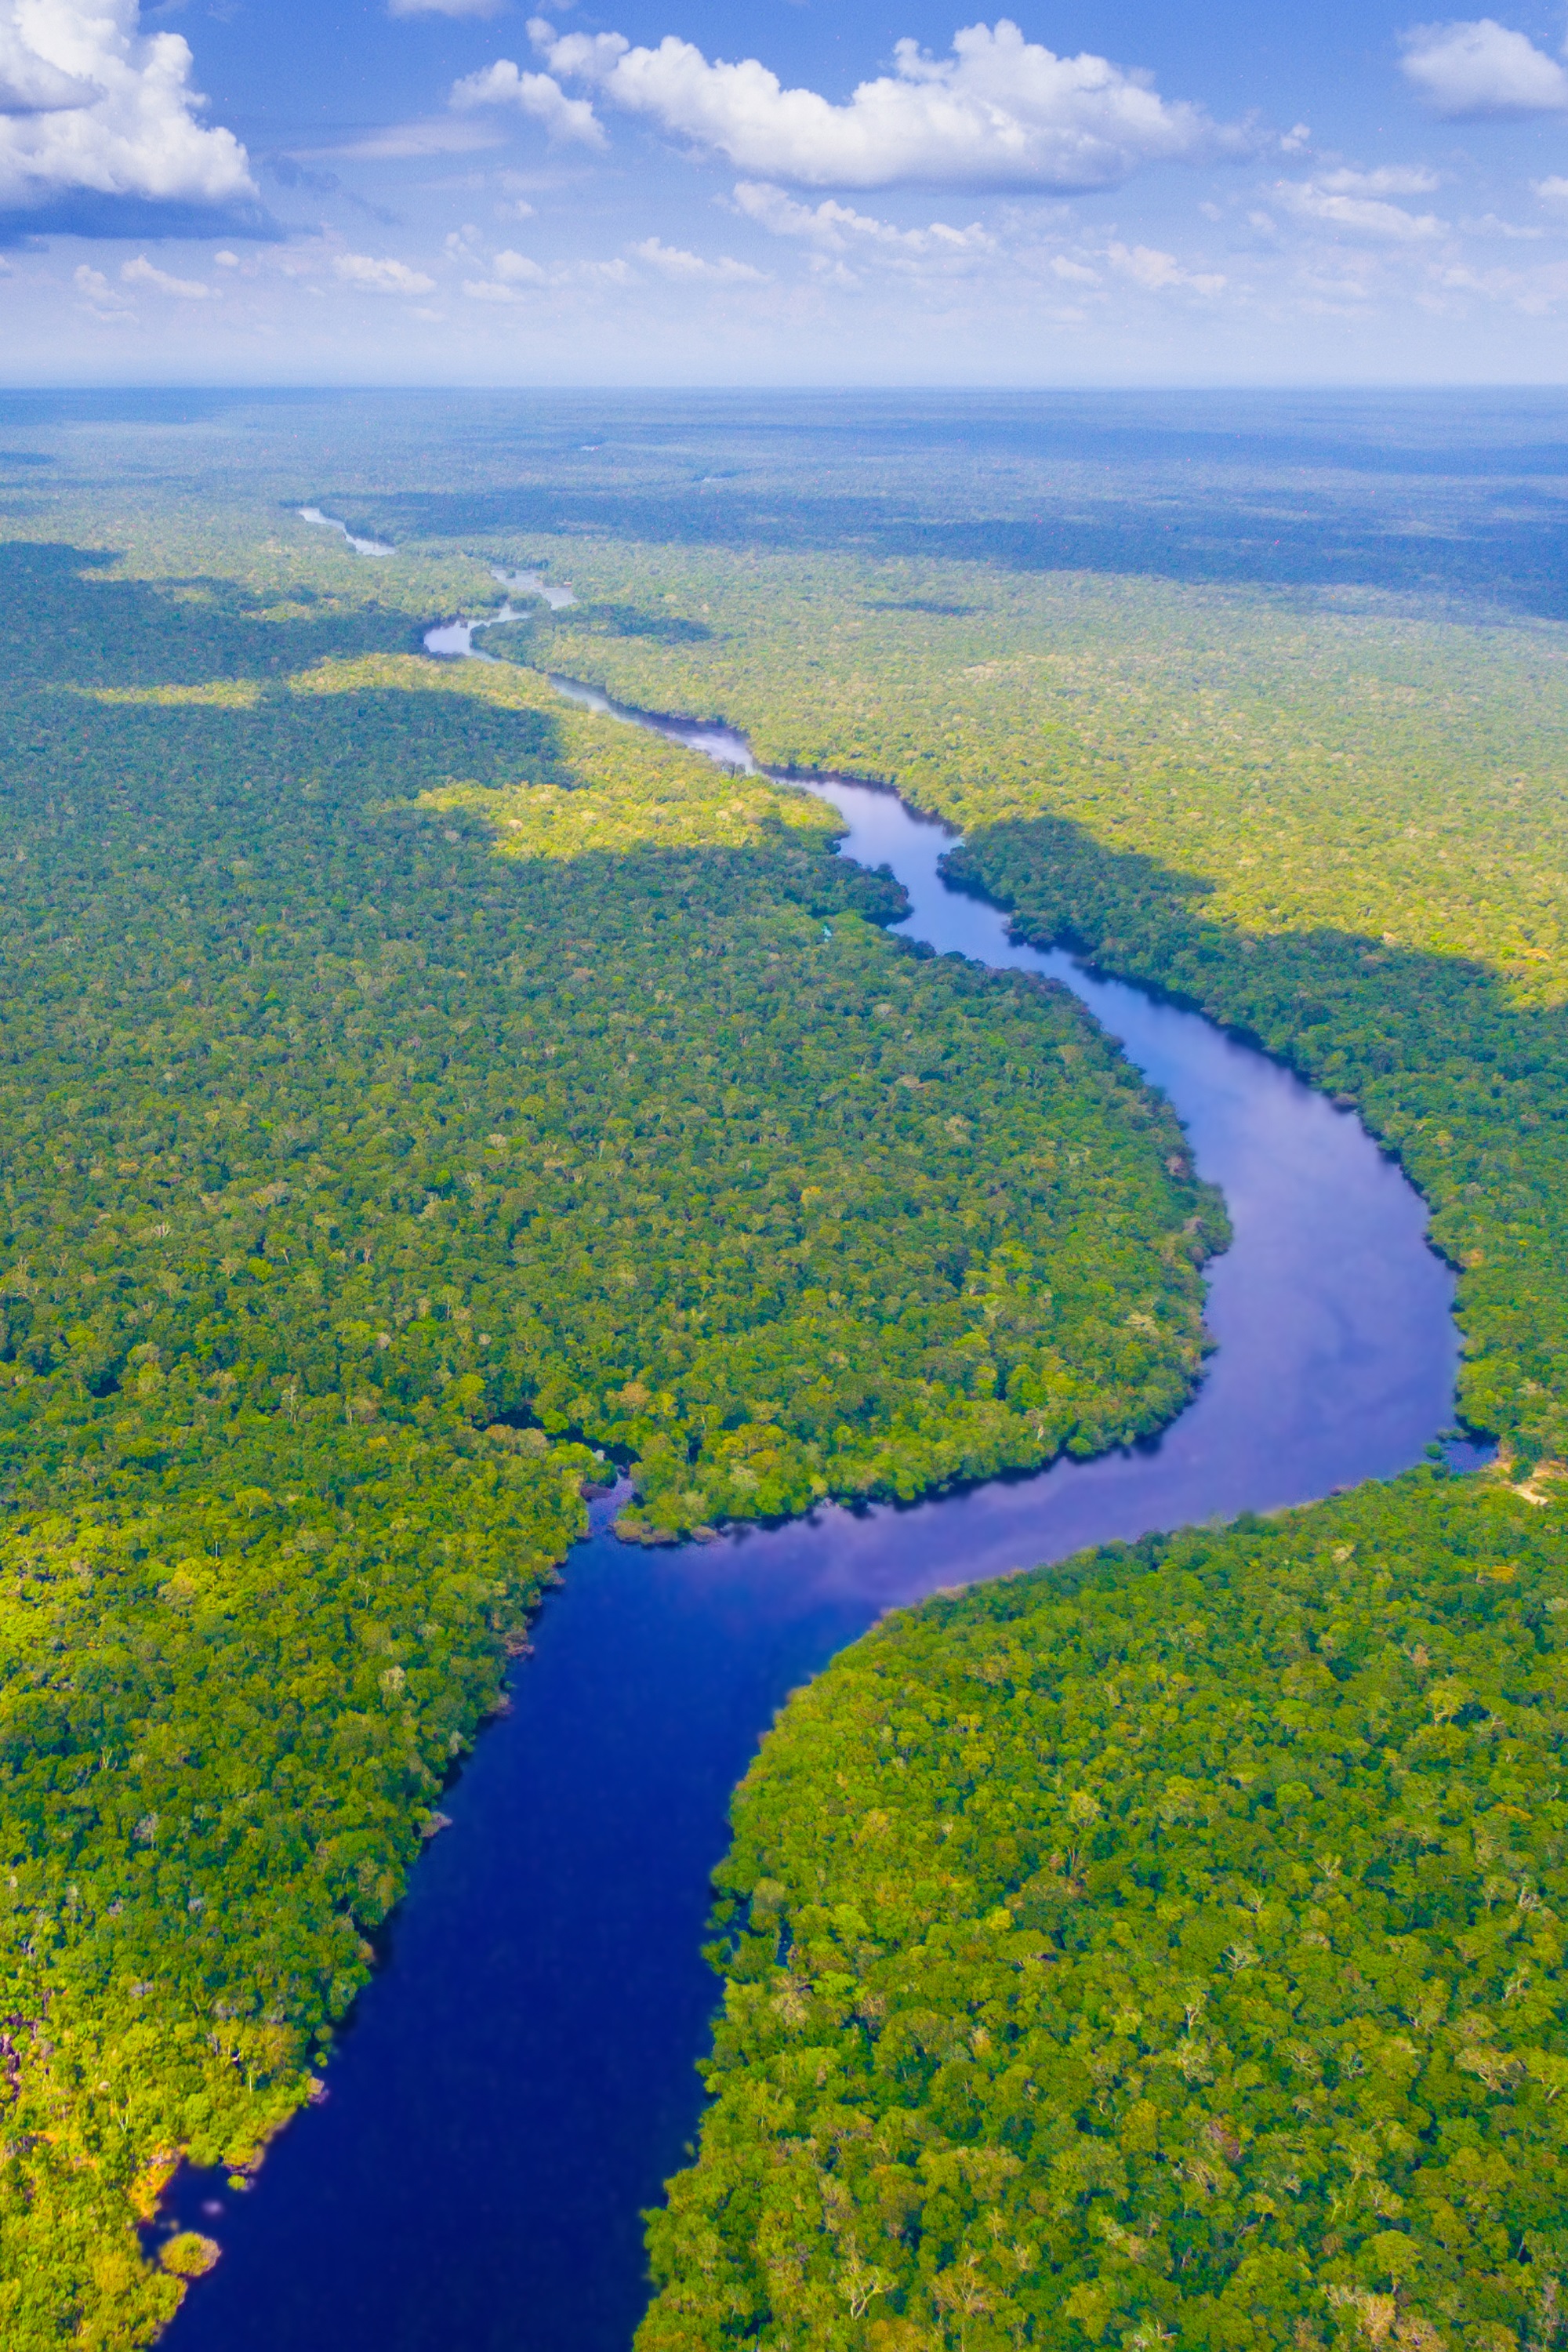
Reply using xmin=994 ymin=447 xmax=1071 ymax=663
xmin=0 ymin=625 xmax=1217 ymax=1543
xmin=494 ymin=539 xmax=1568 ymax=1471
xmin=0 ymin=542 xmax=419 ymax=690
xmin=158 ymin=2238 xmax=219 ymax=2282
xmin=942 ymin=820 xmax=1568 ymax=1475
xmin=18 ymin=406 xmax=1568 ymax=2352
xmin=470 ymin=452 xmax=1568 ymax=2347
xmin=641 ymin=1475 xmax=1568 ymax=2352
xmin=0 ymin=1430 xmax=590 ymax=2347
xmin=0 ymin=526 xmax=1211 ymax=2338
xmin=516 ymin=543 xmax=1568 ymax=1001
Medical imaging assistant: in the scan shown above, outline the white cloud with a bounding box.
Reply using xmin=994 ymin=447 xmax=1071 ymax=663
xmin=629 ymin=234 xmax=765 ymax=280
xmin=1 ymin=16 xmax=96 ymax=112
xmin=301 ymin=117 xmax=502 ymax=162
xmin=333 ymin=251 xmax=437 ymax=294
xmin=733 ymin=179 xmax=994 ymax=254
xmin=450 ymin=58 xmax=604 ymax=145
xmin=0 ymin=0 xmax=253 ymax=212
xmin=731 ymin=180 xmax=1233 ymax=306
xmin=390 ymin=0 xmax=506 ymax=16
xmin=72 ymin=260 xmax=117 ymax=298
xmin=1107 ymin=240 xmax=1225 ymax=293
xmin=1399 ymin=18 xmax=1568 ymax=118
xmin=524 ymin=14 xmax=1247 ymax=191
xmin=1316 ymin=163 xmax=1441 ymax=195
xmin=462 ymin=247 xmax=550 ymax=299
xmin=122 ymin=252 xmax=212 ymax=295
xmin=1275 ymin=177 xmax=1446 ymax=239
xmin=1461 ymin=209 xmax=1543 ymax=235
xmin=1534 ymin=173 xmax=1568 ymax=199
xmin=1420 ymin=252 xmax=1568 ymax=309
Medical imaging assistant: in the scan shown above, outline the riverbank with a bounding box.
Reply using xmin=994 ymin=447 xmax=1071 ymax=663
xmin=155 ymin=676 xmax=1457 ymax=2351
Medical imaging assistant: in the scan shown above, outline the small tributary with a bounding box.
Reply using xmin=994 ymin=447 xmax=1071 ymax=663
xmin=160 ymin=639 xmax=1465 ymax=2352
xmin=425 ymin=568 xmax=577 ymax=655
xmin=296 ymin=506 xmax=397 ymax=558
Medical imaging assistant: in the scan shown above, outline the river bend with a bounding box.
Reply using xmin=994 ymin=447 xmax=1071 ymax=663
xmin=160 ymin=648 xmax=1461 ymax=2351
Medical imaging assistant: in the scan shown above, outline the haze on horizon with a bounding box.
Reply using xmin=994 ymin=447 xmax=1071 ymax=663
xmin=3 ymin=0 xmax=1568 ymax=386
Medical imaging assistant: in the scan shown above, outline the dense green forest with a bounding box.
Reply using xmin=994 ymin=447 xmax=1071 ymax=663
xmin=641 ymin=1473 xmax=1568 ymax=2352
xmin=297 ymin=414 xmax=1568 ymax=2351
xmin=480 ymin=541 xmax=1568 ymax=1472
xmin=524 ymin=533 xmax=1568 ymax=2347
xmin=0 ymin=505 xmax=1216 ymax=2343
xmin=5 ymin=394 xmax=1568 ymax=2350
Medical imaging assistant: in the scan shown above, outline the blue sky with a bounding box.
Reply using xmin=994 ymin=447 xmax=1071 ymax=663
xmin=5 ymin=0 xmax=1568 ymax=381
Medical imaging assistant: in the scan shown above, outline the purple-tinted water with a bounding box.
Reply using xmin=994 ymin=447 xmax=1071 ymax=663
xmin=158 ymin=690 xmax=1457 ymax=2352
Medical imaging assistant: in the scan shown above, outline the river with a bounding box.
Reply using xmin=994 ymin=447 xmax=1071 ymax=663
xmin=158 ymin=648 xmax=1462 ymax=2352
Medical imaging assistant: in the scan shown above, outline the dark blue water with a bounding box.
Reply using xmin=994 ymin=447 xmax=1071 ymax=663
xmin=159 ymin=717 xmax=1459 ymax=2352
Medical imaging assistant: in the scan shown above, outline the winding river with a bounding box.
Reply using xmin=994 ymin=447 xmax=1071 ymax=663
xmin=159 ymin=593 xmax=1463 ymax=2351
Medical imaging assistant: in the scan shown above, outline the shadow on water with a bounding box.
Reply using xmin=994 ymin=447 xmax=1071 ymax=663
xmin=160 ymin=681 xmax=1461 ymax=2352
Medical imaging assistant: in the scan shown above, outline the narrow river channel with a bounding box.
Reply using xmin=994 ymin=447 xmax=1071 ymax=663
xmin=159 ymin=633 xmax=1462 ymax=2352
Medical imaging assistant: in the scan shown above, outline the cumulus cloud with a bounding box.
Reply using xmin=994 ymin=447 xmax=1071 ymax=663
xmin=121 ymin=252 xmax=211 ymax=295
xmin=450 ymin=57 xmax=604 ymax=145
xmin=332 ymin=251 xmax=437 ymax=294
xmin=1535 ymin=173 xmax=1568 ymax=199
xmin=522 ymin=15 xmax=1248 ymax=191
xmin=732 ymin=178 xmax=994 ymax=256
xmin=1275 ymin=176 xmax=1446 ymax=239
xmin=629 ymin=234 xmax=765 ymax=280
xmin=1107 ymin=240 xmax=1225 ymax=293
xmin=1 ymin=16 xmax=96 ymax=112
xmin=463 ymin=246 xmax=550 ymax=299
xmin=1399 ymin=18 xmax=1568 ymax=117
xmin=0 ymin=0 xmax=254 ymax=215
xmin=72 ymin=259 xmax=119 ymax=300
